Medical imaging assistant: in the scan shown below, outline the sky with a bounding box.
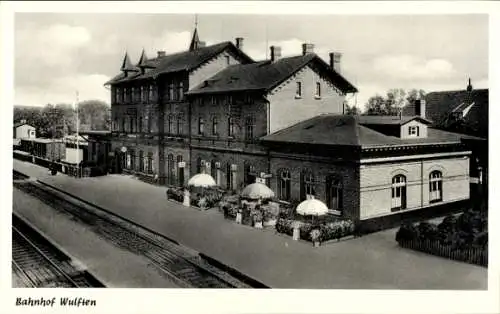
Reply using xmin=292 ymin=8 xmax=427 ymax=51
xmin=14 ymin=13 xmax=488 ymax=110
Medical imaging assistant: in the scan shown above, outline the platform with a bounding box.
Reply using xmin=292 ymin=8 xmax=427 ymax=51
xmin=13 ymin=181 xmax=179 ymax=288
xmin=13 ymin=159 xmax=487 ymax=289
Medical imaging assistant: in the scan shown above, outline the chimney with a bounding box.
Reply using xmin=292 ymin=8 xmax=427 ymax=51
xmin=329 ymin=52 xmax=342 ymax=73
xmin=157 ymin=51 xmax=166 ymax=58
xmin=270 ymin=46 xmax=282 ymax=62
xmin=415 ymin=98 xmax=426 ymax=119
xmin=235 ymin=37 xmax=244 ymax=50
xmin=302 ymin=43 xmax=315 ymax=55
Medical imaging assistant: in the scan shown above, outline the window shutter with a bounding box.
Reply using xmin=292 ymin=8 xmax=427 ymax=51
xmin=417 ymin=126 xmax=420 ymax=136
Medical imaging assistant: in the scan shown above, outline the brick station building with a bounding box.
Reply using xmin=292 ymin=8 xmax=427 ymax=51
xmin=261 ymin=113 xmax=476 ymax=221
xmin=104 ymin=26 xmax=478 ymax=223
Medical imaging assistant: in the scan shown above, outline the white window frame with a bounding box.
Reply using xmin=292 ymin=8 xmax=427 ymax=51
xmin=429 ymin=171 xmax=443 ymax=203
xmin=391 ymin=175 xmax=407 ymax=210
xmin=408 ymin=126 xmax=419 ymax=136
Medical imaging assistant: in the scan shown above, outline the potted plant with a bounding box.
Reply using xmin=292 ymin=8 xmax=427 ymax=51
xmin=253 ymin=210 xmax=263 ymax=229
xmin=198 ymin=197 xmax=208 ymax=210
xmin=310 ymin=229 xmax=322 ymax=247
xmin=235 ymin=208 xmax=243 ymax=224
xmin=292 ymin=221 xmax=302 ymax=241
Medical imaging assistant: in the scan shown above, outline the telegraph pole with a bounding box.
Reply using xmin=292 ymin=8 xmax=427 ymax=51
xmin=75 ymin=91 xmax=80 ymax=177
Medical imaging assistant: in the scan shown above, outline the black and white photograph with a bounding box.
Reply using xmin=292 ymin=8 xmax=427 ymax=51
xmin=1 ymin=1 xmax=499 ymax=314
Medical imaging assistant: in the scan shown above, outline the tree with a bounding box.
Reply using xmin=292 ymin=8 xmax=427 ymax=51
xmin=406 ymin=89 xmax=426 ymax=108
xmin=344 ymin=104 xmax=360 ymax=115
xmin=364 ymin=88 xmax=426 ymax=116
xmin=386 ymin=88 xmax=406 ymax=115
xmin=77 ymin=100 xmax=111 ymax=131
xmin=365 ymin=95 xmax=388 ymax=115
xmin=13 ymin=100 xmax=110 ymax=138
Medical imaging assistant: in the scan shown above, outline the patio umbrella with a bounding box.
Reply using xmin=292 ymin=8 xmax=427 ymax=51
xmin=187 ymin=173 xmax=217 ymax=188
xmin=240 ymin=182 xmax=275 ymax=200
xmin=296 ymin=197 xmax=328 ymax=226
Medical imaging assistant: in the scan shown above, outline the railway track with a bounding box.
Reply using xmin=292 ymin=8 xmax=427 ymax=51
xmin=12 ymin=213 xmax=105 ymax=288
xmin=14 ymin=179 xmax=256 ymax=288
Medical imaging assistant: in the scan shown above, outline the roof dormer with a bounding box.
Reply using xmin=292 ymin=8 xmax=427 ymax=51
xmin=120 ymin=51 xmax=138 ymax=77
xmin=137 ymin=48 xmax=154 ymax=74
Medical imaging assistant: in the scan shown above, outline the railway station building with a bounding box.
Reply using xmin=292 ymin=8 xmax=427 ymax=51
xmin=104 ymin=26 xmax=479 ymax=222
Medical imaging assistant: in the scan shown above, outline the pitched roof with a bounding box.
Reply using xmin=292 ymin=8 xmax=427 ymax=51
xmin=358 ymin=115 xmax=432 ymax=126
xmin=186 ymin=53 xmax=358 ymax=95
xmin=260 ymin=114 xmax=482 ymax=149
xmin=14 ymin=121 xmax=34 ymax=129
xmin=189 ymin=27 xmax=201 ymax=51
xmin=403 ymin=88 xmax=488 ymax=135
xmin=137 ymin=49 xmax=151 ymax=68
xmin=105 ymin=41 xmax=254 ymax=85
xmin=120 ymin=52 xmax=136 ymax=72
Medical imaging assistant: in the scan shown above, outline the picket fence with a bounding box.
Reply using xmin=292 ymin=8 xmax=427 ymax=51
xmin=399 ymin=239 xmax=488 ymax=267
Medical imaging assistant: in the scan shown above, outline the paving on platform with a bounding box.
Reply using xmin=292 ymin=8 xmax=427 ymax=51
xmin=13 ymin=159 xmax=488 ymax=289
xmin=13 ymin=184 xmax=180 ymax=288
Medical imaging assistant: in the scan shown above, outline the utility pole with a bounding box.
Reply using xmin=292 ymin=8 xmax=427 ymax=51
xmin=75 ymin=91 xmax=80 ymax=177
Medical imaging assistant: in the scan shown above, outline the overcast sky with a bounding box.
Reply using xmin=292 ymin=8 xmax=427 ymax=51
xmin=14 ymin=13 xmax=488 ymax=109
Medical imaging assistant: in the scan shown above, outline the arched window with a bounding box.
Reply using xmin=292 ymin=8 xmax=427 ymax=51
xmin=198 ymin=117 xmax=205 ymax=135
xmin=210 ymin=160 xmax=218 ymax=183
xmin=228 ymin=117 xmax=235 ymax=137
xmin=226 ymin=163 xmax=237 ymax=190
xmin=315 ymin=82 xmax=321 ymax=98
xmin=129 ymin=149 xmax=136 ymax=170
xmin=212 ymin=117 xmax=218 ymax=135
xmin=168 ymin=115 xmax=175 ymax=134
xmin=326 ymin=176 xmax=342 ymax=211
xmin=278 ymin=169 xmax=291 ymax=201
xmin=429 ymin=171 xmax=443 ymax=203
xmin=148 ymin=85 xmax=154 ymax=101
xmin=177 ymin=114 xmax=184 ymax=135
xmin=300 ymin=171 xmax=315 ymax=200
xmin=245 ymin=116 xmax=254 ymax=140
xmin=167 ymin=154 xmax=175 ymax=185
xmin=391 ymin=175 xmax=407 ymax=211
xmin=244 ymin=162 xmax=256 ymax=185
xmin=147 ymin=152 xmax=153 ymax=174
xmin=139 ymin=150 xmax=144 ymax=172
xmin=196 ymin=157 xmax=202 ymax=174
xmin=177 ymin=155 xmax=184 ymax=186
xmin=116 ymin=87 xmax=121 ymax=103
xmin=178 ymin=82 xmax=184 ymax=101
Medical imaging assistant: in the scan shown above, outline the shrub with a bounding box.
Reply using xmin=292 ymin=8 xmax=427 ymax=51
xmin=275 ymin=218 xmax=294 ymax=236
xmin=416 ymin=222 xmax=439 ymax=241
xmin=319 ymin=220 xmax=355 ymax=242
xmin=310 ymin=229 xmax=322 ymax=242
xmin=473 ymin=231 xmax=488 ymax=249
xmin=396 ymin=222 xmax=419 ymax=243
xmin=166 ymin=187 xmax=184 ymax=203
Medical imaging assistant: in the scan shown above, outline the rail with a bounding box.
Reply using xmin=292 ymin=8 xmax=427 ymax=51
xmin=14 ymin=179 xmax=257 ymax=288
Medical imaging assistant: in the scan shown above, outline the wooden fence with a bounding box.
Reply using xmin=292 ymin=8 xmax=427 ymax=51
xmin=399 ymin=239 xmax=488 ymax=267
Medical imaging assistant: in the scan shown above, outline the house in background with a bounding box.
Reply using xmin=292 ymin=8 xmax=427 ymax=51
xmin=13 ymin=120 xmax=36 ymax=147
xmin=404 ymin=79 xmax=488 ymax=139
